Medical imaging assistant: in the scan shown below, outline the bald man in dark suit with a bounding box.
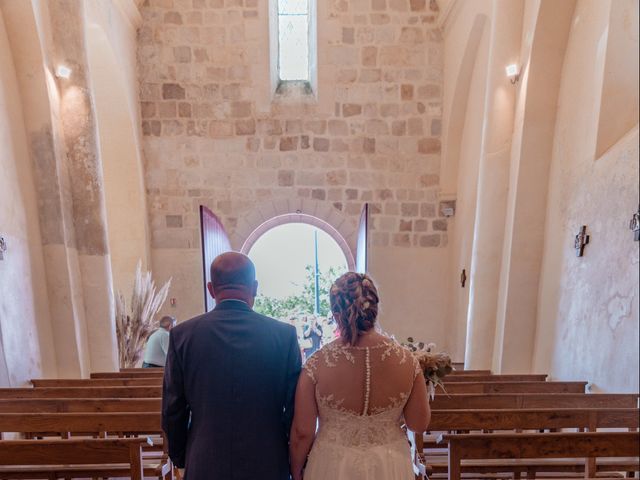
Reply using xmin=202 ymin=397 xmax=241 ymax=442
xmin=162 ymin=252 xmax=301 ymax=479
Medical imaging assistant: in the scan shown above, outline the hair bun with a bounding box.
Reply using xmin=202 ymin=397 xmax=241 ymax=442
xmin=330 ymin=272 xmax=379 ymax=346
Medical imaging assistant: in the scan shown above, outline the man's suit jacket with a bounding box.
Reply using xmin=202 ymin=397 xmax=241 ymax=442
xmin=162 ymin=300 xmax=302 ymax=480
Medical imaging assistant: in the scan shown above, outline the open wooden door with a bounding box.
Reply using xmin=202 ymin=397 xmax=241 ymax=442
xmin=199 ymin=206 xmax=232 ymax=312
xmin=356 ymin=203 xmax=369 ymax=274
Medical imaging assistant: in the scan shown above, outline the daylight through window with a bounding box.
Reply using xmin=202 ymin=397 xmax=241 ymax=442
xmin=278 ymin=0 xmax=310 ymax=82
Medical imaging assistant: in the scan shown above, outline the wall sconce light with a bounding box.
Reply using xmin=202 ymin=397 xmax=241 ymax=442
xmin=55 ymin=65 xmax=72 ymax=79
xmin=505 ymin=64 xmax=520 ymax=84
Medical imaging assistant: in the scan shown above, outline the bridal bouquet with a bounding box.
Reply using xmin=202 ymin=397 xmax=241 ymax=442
xmin=402 ymin=338 xmax=453 ymax=399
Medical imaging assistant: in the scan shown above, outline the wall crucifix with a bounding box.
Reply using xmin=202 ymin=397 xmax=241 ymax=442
xmin=574 ymin=225 xmax=590 ymax=257
xmin=629 ymin=205 xmax=640 ymax=242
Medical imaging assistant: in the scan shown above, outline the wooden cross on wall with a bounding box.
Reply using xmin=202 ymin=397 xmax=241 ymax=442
xmin=629 ymin=205 xmax=640 ymax=242
xmin=574 ymin=225 xmax=590 ymax=257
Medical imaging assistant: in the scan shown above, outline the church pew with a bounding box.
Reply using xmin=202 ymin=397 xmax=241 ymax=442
xmin=449 ymin=369 xmax=491 ymax=375
xmin=430 ymin=393 xmax=639 ymax=409
xmin=90 ymin=373 xmax=554 ymax=383
xmin=0 ymin=437 xmax=151 ymax=480
xmin=0 ymin=414 xmax=171 ymax=478
xmin=437 ymin=431 xmax=640 ymax=480
xmin=121 ymin=368 xmax=163 ymax=373
xmin=428 ymin=407 xmax=640 ymax=431
xmin=0 ymin=387 xmax=162 ymax=399
xmin=0 ymin=398 xmax=162 ymax=413
xmin=32 ymin=378 xmax=162 ymax=387
xmin=416 ymin=407 xmax=639 ymax=458
xmin=411 ymin=409 xmax=640 ymax=478
xmin=92 ymin=371 xmax=165 ymax=379
xmin=439 ymin=381 xmax=587 ymax=394
xmin=0 ymin=412 xmax=161 ymax=437
xmin=444 ymin=374 xmax=548 ymax=383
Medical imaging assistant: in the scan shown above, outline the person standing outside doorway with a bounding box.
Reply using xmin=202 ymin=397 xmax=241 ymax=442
xmin=143 ymin=315 xmax=177 ymax=368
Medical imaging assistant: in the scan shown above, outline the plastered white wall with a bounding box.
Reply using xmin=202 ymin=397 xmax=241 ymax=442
xmin=534 ymin=0 xmax=639 ymax=392
xmin=0 ymin=8 xmax=56 ymax=386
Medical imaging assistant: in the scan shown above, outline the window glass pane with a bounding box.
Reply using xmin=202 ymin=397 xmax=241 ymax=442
xmin=278 ymin=14 xmax=309 ymax=81
xmin=278 ymin=0 xmax=308 ymax=15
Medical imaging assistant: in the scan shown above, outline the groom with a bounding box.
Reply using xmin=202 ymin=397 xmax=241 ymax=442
xmin=162 ymin=252 xmax=302 ymax=479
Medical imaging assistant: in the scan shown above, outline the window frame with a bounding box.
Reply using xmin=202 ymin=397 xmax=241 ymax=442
xmin=269 ymin=0 xmax=317 ymax=97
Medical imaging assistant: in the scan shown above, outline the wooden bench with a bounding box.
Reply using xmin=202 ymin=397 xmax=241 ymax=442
xmin=0 ymin=438 xmax=151 ymax=480
xmin=444 ymin=374 xmax=548 ymax=383
xmin=428 ymin=407 xmax=640 ymax=432
xmin=91 ymin=371 xmax=165 ymax=379
xmin=438 ymin=431 xmax=640 ymax=479
xmin=411 ymin=408 xmax=639 ymax=474
xmin=430 ymin=393 xmax=639 ymax=409
xmin=0 ymin=412 xmax=162 ymax=438
xmin=31 ymin=378 xmax=162 ymax=387
xmin=120 ymin=368 xmax=164 ymax=373
xmin=441 ymin=381 xmax=587 ymax=394
xmin=0 ymin=387 xmax=162 ymax=399
xmin=0 ymin=398 xmax=161 ymax=413
xmin=0 ymin=413 xmax=170 ymax=478
xmin=449 ymin=369 xmax=491 ymax=375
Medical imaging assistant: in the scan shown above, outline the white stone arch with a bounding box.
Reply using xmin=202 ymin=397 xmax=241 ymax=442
xmin=231 ymin=199 xmax=358 ymax=270
xmin=85 ymin=17 xmax=150 ymax=295
xmin=440 ymin=13 xmax=488 ymax=197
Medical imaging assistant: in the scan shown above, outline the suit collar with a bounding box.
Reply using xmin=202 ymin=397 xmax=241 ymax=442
xmin=214 ymin=299 xmax=253 ymax=312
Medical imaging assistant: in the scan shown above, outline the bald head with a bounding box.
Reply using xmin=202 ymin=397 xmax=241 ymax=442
xmin=208 ymin=252 xmax=258 ymax=305
xmin=159 ymin=316 xmax=176 ymax=330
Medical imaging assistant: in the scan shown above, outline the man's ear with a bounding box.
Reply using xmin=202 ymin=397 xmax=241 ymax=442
xmin=207 ymin=282 xmax=215 ymax=300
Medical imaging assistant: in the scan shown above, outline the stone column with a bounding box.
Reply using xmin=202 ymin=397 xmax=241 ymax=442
xmin=48 ymin=0 xmax=118 ymax=372
xmin=464 ymin=0 xmax=523 ymax=370
xmin=492 ymin=0 xmax=576 ymax=373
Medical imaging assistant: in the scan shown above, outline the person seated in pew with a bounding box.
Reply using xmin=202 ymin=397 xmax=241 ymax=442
xmin=143 ymin=315 xmax=177 ymax=368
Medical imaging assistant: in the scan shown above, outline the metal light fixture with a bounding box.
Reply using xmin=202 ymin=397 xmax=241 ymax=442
xmin=55 ymin=65 xmax=72 ymax=79
xmin=505 ymin=64 xmax=520 ymax=84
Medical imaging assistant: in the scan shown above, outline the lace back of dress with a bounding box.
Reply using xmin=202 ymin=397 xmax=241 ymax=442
xmin=305 ymin=339 xmax=419 ymax=417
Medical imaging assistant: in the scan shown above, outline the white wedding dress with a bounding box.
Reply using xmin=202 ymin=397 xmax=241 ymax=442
xmin=302 ymin=337 xmax=421 ymax=480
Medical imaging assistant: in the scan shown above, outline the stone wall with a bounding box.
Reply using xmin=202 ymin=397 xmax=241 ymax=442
xmin=138 ymin=0 xmax=451 ymax=340
xmin=139 ymin=0 xmax=445 ymax=248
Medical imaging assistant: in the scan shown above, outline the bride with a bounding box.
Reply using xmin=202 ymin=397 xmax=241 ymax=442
xmin=289 ymin=272 xmax=431 ymax=480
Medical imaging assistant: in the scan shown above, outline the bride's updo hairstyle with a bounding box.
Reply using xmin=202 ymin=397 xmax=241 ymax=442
xmin=330 ymin=272 xmax=379 ymax=346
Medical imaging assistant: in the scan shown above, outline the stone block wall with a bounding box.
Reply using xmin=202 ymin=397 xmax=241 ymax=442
xmin=138 ymin=0 xmax=446 ymax=253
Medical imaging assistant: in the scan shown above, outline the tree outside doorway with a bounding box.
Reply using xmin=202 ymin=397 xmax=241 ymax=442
xmin=247 ymin=223 xmax=348 ymax=359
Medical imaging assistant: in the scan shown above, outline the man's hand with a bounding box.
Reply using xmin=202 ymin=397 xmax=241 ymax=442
xmin=175 ymin=467 xmax=185 ymax=479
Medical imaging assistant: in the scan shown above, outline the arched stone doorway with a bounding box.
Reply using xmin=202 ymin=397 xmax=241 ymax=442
xmin=240 ymin=214 xmax=354 ymax=359
xmin=240 ymin=213 xmax=356 ymax=270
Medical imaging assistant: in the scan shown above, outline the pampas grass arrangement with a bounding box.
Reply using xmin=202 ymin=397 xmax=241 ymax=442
xmin=115 ymin=261 xmax=171 ymax=368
